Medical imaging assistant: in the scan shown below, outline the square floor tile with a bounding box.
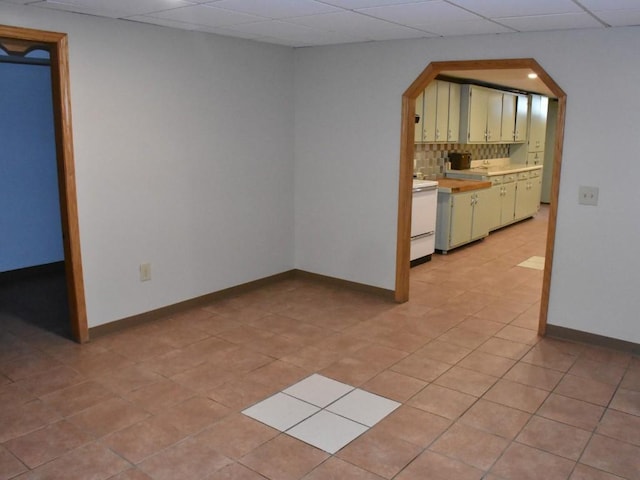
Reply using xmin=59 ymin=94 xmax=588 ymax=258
xmin=283 ymin=374 xmax=353 ymax=408
xmin=517 ymin=256 xmax=545 ymax=270
xmin=242 ymin=393 xmax=319 ymax=431
xmin=287 ymin=410 xmax=368 ymax=454
xmin=326 ymin=389 xmax=400 ymax=427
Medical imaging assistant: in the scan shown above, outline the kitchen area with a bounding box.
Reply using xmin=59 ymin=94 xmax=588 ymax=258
xmin=411 ymin=75 xmax=554 ymax=263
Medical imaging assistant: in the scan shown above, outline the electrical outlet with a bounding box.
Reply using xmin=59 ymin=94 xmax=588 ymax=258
xmin=578 ymin=186 xmax=599 ymax=206
xmin=139 ymin=263 xmax=151 ymax=282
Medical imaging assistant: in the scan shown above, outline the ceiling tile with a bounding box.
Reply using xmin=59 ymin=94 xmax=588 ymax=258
xmin=578 ymin=0 xmax=640 ymax=11
xmin=221 ymin=19 xmax=323 ymax=37
xmin=125 ymin=15 xmax=203 ymax=31
xmin=148 ymin=3 xmax=266 ymax=26
xmin=210 ymin=0 xmax=341 ymax=19
xmin=447 ymin=0 xmax=583 ymax=18
xmin=358 ymin=1 xmax=482 ymax=27
xmin=414 ymin=18 xmax=516 ymax=36
xmin=33 ymin=0 xmax=194 ymax=18
xmin=319 ymin=0 xmax=430 ymax=8
xmin=285 ymin=11 xmax=432 ymax=41
xmin=498 ymin=12 xmax=605 ymax=31
xmin=589 ymin=9 xmax=640 ymax=27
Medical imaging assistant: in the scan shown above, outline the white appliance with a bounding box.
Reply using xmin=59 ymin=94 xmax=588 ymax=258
xmin=411 ymin=179 xmax=438 ymax=265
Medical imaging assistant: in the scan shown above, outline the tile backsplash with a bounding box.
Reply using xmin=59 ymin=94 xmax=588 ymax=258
xmin=414 ymin=143 xmax=511 ymax=178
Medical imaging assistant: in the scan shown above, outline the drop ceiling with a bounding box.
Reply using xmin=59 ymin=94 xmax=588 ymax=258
xmin=2 ymin=0 xmax=637 ymax=96
xmin=2 ymin=0 xmax=639 ymax=48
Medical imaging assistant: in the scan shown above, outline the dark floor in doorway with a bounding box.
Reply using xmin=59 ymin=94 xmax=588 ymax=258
xmin=0 ymin=262 xmax=71 ymax=339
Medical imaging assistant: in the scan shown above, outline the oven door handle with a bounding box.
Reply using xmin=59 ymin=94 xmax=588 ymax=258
xmin=413 ymin=185 xmax=438 ymax=193
xmin=411 ymin=231 xmax=435 ymax=240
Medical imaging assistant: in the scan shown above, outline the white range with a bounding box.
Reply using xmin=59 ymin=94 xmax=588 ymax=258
xmin=411 ymin=179 xmax=438 ymax=265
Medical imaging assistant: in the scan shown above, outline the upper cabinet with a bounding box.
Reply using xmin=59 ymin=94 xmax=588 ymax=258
xmin=514 ymin=94 xmax=529 ymax=142
xmin=528 ymin=94 xmax=549 ymax=152
xmin=459 ymin=85 xmax=503 ymax=143
xmin=416 ymin=81 xmax=546 ymax=148
xmin=415 ymin=90 xmax=424 ymax=143
xmin=501 ymin=93 xmax=529 ymax=143
xmin=459 ymin=85 xmax=530 ymax=144
xmin=415 ymin=80 xmax=460 ymax=143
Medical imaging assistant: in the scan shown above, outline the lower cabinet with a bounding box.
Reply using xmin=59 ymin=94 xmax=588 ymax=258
xmin=514 ymin=170 xmax=542 ymax=220
xmin=436 ymin=188 xmax=491 ymax=253
xmin=487 ymin=175 xmax=517 ymax=231
xmin=489 ymin=174 xmax=516 ymax=230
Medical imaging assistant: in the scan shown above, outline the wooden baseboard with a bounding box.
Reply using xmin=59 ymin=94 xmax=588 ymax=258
xmin=546 ymin=324 xmax=640 ymax=355
xmin=89 ymin=269 xmax=394 ymax=339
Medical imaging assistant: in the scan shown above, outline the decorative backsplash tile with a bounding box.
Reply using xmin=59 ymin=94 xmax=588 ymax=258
xmin=414 ymin=143 xmax=511 ymax=178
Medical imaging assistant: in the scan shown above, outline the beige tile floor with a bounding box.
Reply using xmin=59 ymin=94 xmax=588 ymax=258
xmin=1 ymin=205 xmax=639 ymax=479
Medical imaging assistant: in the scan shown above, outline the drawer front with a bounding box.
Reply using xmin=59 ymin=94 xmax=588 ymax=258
xmin=410 ymin=233 xmax=435 ymax=260
xmin=503 ymin=174 xmax=516 ymax=183
xmin=491 ymin=176 xmax=503 ymax=186
xmin=517 ymin=171 xmax=530 ymax=180
xmin=529 ymin=169 xmax=541 ymax=179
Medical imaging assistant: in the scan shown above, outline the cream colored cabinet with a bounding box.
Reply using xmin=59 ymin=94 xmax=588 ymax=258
xmin=443 ymin=81 xmax=461 ymax=142
xmin=500 ymin=93 xmax=516 ymax=143
xmin=528 ymin=94 xmax=549 ymax=152
xmin=487 ymin=174 xmax=517 ymax=231
xmin=514 ymin=170 xmax=542 ymax=220
xmin=514 ymin=94 xmax=528 ymax=142
xmin=436 ymin=187 xmax=491 ymax=253
xmin=422 ymin=81 xmax=438 ymax=142
xmin=418 ymin=80 xmax=460 ymax=143
xmin=460 ymin=85 xmax=504 ymax=143
xmin=528 ymin=151 xmax=544 ymax=166
xmin=415 ymin=90 xmax=424 ymax=143
xmin=501 ymin=93 xmax=529 ymax=143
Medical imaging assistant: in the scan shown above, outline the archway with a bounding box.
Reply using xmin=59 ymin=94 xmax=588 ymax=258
xmin=395 ymin=58 xmax=566 ymax=336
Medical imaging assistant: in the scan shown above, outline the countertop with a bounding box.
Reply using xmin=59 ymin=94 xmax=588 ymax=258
xmin=437 ymin=178 xmax=492 ymax=193
xmin=448 ymin=164 xmax=543 ymax=177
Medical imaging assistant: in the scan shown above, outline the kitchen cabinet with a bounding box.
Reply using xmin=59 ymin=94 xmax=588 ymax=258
xmin=500 ymin=93 xmax=516 ymax=143
xmin=528 ymin=151 xmax=543 ymax=166
xmin=528 ymin=94 xmax=549 ymax=152
xmin=501 ymin=93 xmax=529 ymax=143
xmin=436 ymin=187 xmax=491 ymax=253
xmin=415 ymin=90 xmax=424 ymax=143
xmin=487 ymin=174 xmax=517 ymax=230
xmin=417 ymin=80 xmax=460 ymax=143
xmin=460 ymin=85 xmax=503 ymax=143
xmin=514 ymin=94 xmax=528 ymax=142
xmin=514 ymin=170 xmax=542 ymax=220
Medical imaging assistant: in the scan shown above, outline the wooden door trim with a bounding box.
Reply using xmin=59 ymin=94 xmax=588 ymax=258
xmin=395 ymin=58 xmax=566 ymax=336
xmin=1 ymin=24 xmax=88 ymax=343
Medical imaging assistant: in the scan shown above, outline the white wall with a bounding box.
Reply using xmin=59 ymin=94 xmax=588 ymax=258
xmin=1 ymin=3 xmax=295 ymax=327
xmin=294 ymin=28 xmax=640 ymax=344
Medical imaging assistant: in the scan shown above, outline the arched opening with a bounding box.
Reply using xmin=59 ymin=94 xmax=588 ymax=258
xmin=395 ymin=58 xmax=566 ymax=336
xmin=0 ymin=24 xmax=88 ymax=343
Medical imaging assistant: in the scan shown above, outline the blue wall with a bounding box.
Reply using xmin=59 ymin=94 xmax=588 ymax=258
xmin=0 ymin=61 xmax=63 ymax=272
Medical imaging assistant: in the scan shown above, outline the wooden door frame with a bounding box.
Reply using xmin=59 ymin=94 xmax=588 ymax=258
xmin=1 ymin=24 xmax=88 ymax=343
xmin=395 ymin=58 xmax=566 ymax=336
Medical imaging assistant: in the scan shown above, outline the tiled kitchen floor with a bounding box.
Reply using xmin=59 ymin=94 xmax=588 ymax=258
xmin=1 ymin=205 xmax=640 ymax=479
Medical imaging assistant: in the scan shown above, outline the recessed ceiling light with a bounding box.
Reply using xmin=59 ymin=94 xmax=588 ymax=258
xmin=528 ymin=73 xmax=538 ymax=79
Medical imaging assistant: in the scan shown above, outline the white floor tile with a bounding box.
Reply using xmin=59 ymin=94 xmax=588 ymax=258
xmin=517 ymin=256 xmax=545 ymax=270
xmin=286 ymin=410 xmax=369 ymax=454
xmin=242 ymin=392 xmax=319 ymax=431
xmin=283 ymin=374 xmax=354 ymax=408
xmin=326 ymin=389 xmax=400 ymax=427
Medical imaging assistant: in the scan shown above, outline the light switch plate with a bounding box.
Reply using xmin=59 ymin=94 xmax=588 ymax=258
xmin=578 ymin=186 xmax=599 ymax=206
